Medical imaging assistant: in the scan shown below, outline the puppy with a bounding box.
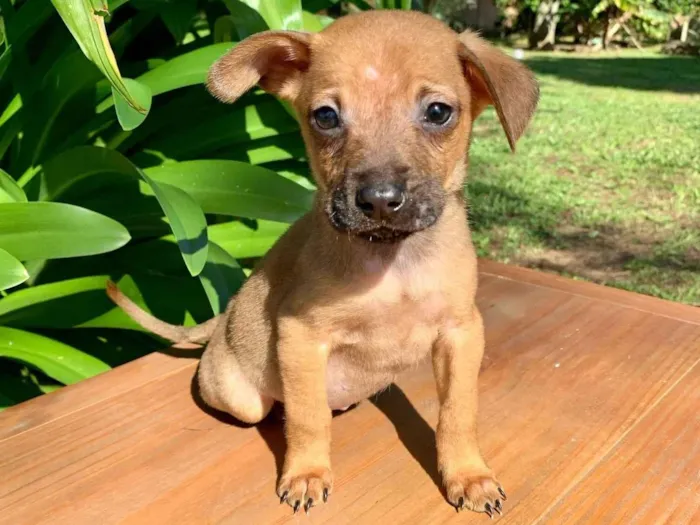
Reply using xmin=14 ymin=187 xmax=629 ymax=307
xmin=107 ymin=10 xmax=538 ymax=517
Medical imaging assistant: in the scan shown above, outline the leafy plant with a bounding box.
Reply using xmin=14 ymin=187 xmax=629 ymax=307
xmin=2 ymin=0 xmax=420 ymax=410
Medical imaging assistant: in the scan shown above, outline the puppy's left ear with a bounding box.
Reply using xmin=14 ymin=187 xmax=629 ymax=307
xmin=458 ymin=30 xmax=539 ymax=151
xmin=207 ymin=30 xmax=312 ymax=104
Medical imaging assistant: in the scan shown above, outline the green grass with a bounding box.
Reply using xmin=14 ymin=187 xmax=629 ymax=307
xmin=466 ymin=50 xmax=700 ymax=306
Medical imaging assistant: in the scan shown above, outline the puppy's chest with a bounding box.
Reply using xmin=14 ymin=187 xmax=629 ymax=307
xmin=327 ymin=266 xmax=450 ymax=370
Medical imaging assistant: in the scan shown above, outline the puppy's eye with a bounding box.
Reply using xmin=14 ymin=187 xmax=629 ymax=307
xmin=313 ymin=106 xmax=340 ymax=130
xmin=424 ymin=103 xmax=452 ymax=126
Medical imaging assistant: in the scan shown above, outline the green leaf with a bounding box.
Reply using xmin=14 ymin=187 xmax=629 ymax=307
xmin=0 ymin=274 xmax=210 ymax=330
xmin=132 ymin=0 xmax=198 ymax=42
xmin=198 ymin=241 xmax=246 ymax=315
xmin=0 ymin=248 xmax=29 ymax=291
xmin=144 ymin=160 xmax=314 ymax=223
xmin=0 ymin=327 xmax=110 ymax=385
xmin=3 ymin=0 xmax=55 ymax=47
xmin=302 ymin=10 xmax=325 ymax=32
xmin=239 ymin=0 xmax=303 ymax=31
xmin=145 ymin=97 xmax=299 ymax=160
xmin=0 ymin=169 xmax=27 ymax=203
xmin=112 ymin=78 xmax=152 ymax=131
xmin=141 ymin=173 xmax=209 ymax=276
xmin=51 ymin=0 xmax=147 ymax=115
xmin=12 ymin=49 xmax=103 ymax=173
xmin=94 ymin=43 xmax=235 ymax=114
xmin=92 ymin=41 xmax=238 ymax=128
xmin=222 ymin=0 xmax=269 ymax=38
xmin=208 ymin=220 xmax=289 ymax=258
xmin=36 ymin=146 xmax=209 ymax=276
xmin=117 ymin=219 xmax=288 ymax=275
xmin=0 ymin=202 xmax=131 ymax=261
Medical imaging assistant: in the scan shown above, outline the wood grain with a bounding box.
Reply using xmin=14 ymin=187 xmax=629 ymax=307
xmin=540 ymin=365 xmax=700 ymax=525
xmin=1 ymin=264 xmax=699 ymax=525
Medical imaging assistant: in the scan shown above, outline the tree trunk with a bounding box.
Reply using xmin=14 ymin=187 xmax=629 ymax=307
xmin=680 ymin=17 xmax=690 ymax=42
xmin=602 ymin=8 xmax=611 ymax=49
xmin=529 ymin=0 xmax=561 ymax=49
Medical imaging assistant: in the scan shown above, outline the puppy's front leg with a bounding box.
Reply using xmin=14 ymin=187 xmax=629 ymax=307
xmin=432 ymin=308 xmax=506 ymax=517
xmin=277 ymin=318 xmax=333 ymax=514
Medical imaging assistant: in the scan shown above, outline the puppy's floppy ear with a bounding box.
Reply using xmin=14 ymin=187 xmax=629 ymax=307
xmin=458 ymin=30 xmax=539 ymax=151
xmin=207 ymin=31 xmax=312 ymax=104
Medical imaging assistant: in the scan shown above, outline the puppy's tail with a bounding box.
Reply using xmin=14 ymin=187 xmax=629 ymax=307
xmin=106 ymin=281 xmax=220 ymax=349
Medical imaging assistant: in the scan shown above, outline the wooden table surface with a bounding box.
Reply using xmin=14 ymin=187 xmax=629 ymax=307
xmin=1 ymin=260 xmax=699 ymax=525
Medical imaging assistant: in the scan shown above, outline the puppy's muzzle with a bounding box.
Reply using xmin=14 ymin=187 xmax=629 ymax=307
xmin=326 ymin=166 xmax=446 ymax=243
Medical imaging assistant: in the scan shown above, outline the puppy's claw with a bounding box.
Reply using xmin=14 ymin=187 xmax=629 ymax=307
xmin=485 ymin=503 xmax=493 ymax=519
xmin=498 ymin=487 xmax=507 ymax=501
xmin=305 ymin=498 xmax=314 ymax=514
xmin=495 ymin=500 xmax=503 ymax=514
xmin=293 ymin=500 xmax=301 ymax=514
xmin=323 ymin=488 xmax=329 ymax=503
xmin=280 ymin=490 xmax=288 ymax=504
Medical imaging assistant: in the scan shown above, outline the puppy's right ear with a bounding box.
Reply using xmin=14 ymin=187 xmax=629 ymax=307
xmin=207 ymin=31 xmax=312 ymax=104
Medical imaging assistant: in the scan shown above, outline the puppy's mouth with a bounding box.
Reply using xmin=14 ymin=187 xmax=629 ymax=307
xmin=357 ymin=227 xmax=413 ymax=244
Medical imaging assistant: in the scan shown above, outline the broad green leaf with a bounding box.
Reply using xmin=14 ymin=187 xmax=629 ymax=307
xmin=0 ymin=202 xmax=131 ymax=261
xmin=0 ymin=248 xmax=29 ymax=291
xmin=302 ymin=10 xmax=326 ymax=32
xmin=14 ymin=49 xmax=103 ymax=173
xmin=141 ymin=174 xmax=209 ymax=276
xmin=136 ymin=132 xmax=308 ymax=168
xmin=137 ymin=42 xmax=235 ymax=96
xmin=0 ymin=169 xmax=27 ymax=203
xmin=37 ymin=144 xmax=138 ymax=201
xmin=146 ymin=98 xmax=299 ymax=160
xmin=144 ymin=160 xmax=314 ymax=223
xmin=0 ymin=274 xmax=211 ymax=330
xmin=0 ymin=327 xmax=110 ymax=385
xmin=36 ymin=146 xmax=209 ymax=275
xmin=112 ymin=78 xmax=152 ymax=131
xmin=51 ymin=0 xmax=147 ymax=116
xmin=3 ymin=0 xmax=55 ymax=47
xmin=0 ymin=276 xmax=113 ymax=327
xmin=95 ymin=42 xmax=235 ymax=115
xmin=240 ymin=0 xmax=303 ymax=31
xmin=222 ymin=0 xmax=268 ymax=38
xmin=208 ymin=220 xmax=289 ymax=258
xmin=118 ymin=219 xmax=288 ymax=275
xmin=132 ymin=0 xmax=198 ymax=42
xmin=213 ymin=15 xmax=239 ymax=43
xmin=198 ymin=241 xmax=246 ymax=315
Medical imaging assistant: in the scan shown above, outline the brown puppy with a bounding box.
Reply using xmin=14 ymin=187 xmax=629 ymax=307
xmin=107 ymin=9 xmax=538 ymax=518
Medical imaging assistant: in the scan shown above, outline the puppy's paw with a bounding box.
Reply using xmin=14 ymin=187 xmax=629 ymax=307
xmin=444 ymin=470 xmax=506 ymax=518
xmin=277 ymin=466 xmax=333 ymax=514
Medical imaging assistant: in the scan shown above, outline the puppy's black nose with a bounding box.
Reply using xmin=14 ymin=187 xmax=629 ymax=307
xmin=356 ymin=183 xmax=406 ymax=220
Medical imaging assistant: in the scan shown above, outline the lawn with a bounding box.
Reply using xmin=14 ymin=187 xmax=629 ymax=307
xmin=466 ymin=50 xmax=700 ymax=306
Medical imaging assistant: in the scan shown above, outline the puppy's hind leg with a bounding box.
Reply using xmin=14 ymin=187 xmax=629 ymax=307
xmin=196 ymin=326 xmax=274 ymax=425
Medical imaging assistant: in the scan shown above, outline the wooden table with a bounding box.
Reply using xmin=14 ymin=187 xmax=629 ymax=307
xmin=1 ymin=261 xmax=699 ymax=525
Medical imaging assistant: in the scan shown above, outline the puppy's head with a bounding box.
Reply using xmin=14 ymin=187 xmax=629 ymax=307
xmin=208 ymin=11 xmax=538 ymax=243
